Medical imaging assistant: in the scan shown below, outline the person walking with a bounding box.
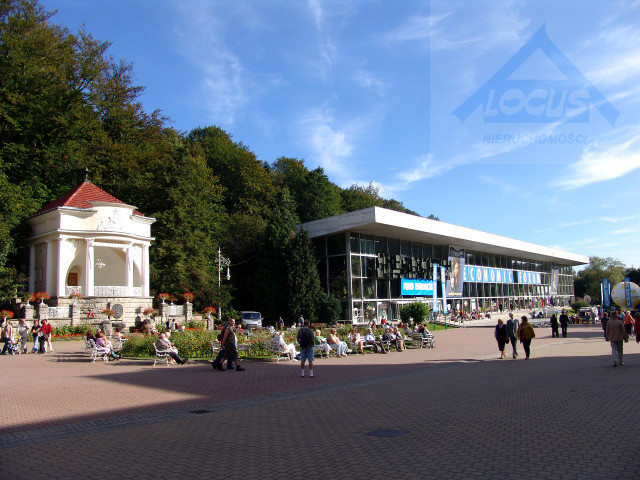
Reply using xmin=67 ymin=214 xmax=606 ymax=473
xmin=30 ymin=319 xmax=41 ymax=353
xmin=18 ymin=319 xmax=30 ymax=354
xmin=40 ymin=319 xmax=52 ymax=353
xmin=605 ymin=311 xmax=628 ymax=367
xmin=601 ymin=312 xmax=610 ymax=339
xmin=494 ymin=318 xmax=507 ymax=359
xmin=622 ymin=311 xmax=634 ymax=337
xmin=517 ymin=316 xmax=536 ymax=359
xmin=1 ymin=319 xmax=13 ymax=355
xmin=559 ymin=310 xmax=569 ymax=338
xmin=211 ymin=321 xmax=229 ymax=371
xmin=221 ymin=318 xmax=244 ymax=371
xmin=550 ymin=314 xmax=559 ymax=338
xmin=296 ymin=318 xmax=315 ymax=378
xmin=505 ymin=313 xmax=519 ymax=359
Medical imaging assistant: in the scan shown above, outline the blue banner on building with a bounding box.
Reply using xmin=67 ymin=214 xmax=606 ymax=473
xmin=624 ymin=277 xmax=632 ymax=308
xmin=432 ymin=263 xmax=438 ymax=311
xmin=401 ymin=278 xmax=435 ymax=296
xmin=602 ymin=278 xmax=611 ymax=308
xmin=462 ymin=266 xmax=541 ymax=284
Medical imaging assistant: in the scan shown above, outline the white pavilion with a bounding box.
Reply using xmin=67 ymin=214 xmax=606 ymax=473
xmin=26 ymin=179 xmax=155 ymax=322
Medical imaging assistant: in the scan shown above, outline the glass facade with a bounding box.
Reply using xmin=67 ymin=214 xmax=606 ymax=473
xmin=313 ymin=232 xmax=576 ymax=323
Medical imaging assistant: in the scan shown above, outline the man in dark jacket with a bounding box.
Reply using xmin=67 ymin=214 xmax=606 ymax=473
xmin=505 ymin=313 xmax=519 ymax=358
xmin=559 ymin=311 xmax=570 ymax=338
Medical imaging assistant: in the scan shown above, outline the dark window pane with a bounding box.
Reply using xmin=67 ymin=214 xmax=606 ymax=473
xmin=327 ymin=233 xmax=346 ymax=255
xmin=361 ymin=234 xmax=374 ymax=255
xmin=328 ymin=256 xmax=347 ymax=278
xmin=377 ymin=279 xmax=389 ymax=298
xmin=350 ymin=234 xmax=360 ymax=254
xmin=375 ymin=237 xmax=387 ymax=255
xmin=351 ymin=256 xmax=361 ymax=277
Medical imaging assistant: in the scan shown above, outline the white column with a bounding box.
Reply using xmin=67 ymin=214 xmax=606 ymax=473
xmin=45 ymin=240 xmax=54 ymax=295
xmin=86 ymin=238 xmax=95 ymax=297
xmin=28 ymin=245 xmax=35 ymax=292
xmin=142 ymin=242 xmax=150 ymax=297
xmin=56 ymin=237 xmax=66 ymax=297
xmin=126 ymin=243 xmax=133 ymax=296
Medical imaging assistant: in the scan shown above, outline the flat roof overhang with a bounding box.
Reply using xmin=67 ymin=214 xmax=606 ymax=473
xmin=300 ymin=207 xmax=589 ymax=267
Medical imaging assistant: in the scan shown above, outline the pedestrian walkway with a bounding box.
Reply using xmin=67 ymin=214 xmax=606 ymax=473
xmin=2 ymin=324 xmax=638 ymax=480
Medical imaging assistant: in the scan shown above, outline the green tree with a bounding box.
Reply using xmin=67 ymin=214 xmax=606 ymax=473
xmin=574 ymin=256 xmax=626 ymax=303
xmin=187 ymin=126 xmax=275 ymax=217
xmin=147 ymin=130 xmax=226 ymax=310
xmin=254 ymin=188 xmax=299 ymax=322
xmin=399 ymin=302 xmax=431 ymax=324
xmin=270 ymin=157 xmax=342 ymax=222
xmin=285 ymin=229 xmax=321 ymax=322
xmin=317 ymin=292 xmax=341 ymax=325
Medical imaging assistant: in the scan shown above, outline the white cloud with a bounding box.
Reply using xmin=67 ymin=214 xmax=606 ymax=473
xmin=174 ymin=5 xmax=249 ymax=124
xmin=551 ymin=127 xmax=640 ymax=190
xmin=476 ymin=174 xmax=516 ymax=194
xmin=308 ymin=0 xmax=323 ymax=29
xmin=298 ymin=108 xmax=371 ymax=180
xmin=395 ymin=153 xmax=453 ymax=183
xmin=381 ymin=13 xmax=451 ymax=45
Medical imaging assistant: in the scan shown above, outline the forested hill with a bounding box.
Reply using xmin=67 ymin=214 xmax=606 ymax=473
xmin=0 ymin=0 xmax=436 ymax=320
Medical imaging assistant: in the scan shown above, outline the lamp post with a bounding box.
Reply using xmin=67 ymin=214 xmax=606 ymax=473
xmin=217 ymin=246 xmax=231 ymax=323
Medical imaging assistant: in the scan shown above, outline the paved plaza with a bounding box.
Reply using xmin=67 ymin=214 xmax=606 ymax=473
xmin=2 ymin=320 xmax=639 ymax=480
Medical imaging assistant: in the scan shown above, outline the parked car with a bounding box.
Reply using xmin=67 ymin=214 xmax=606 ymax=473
xmin=240 ymin=311 xmax=262 ymax=329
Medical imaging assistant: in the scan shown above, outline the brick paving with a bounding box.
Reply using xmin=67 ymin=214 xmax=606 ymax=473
xmin=2 ymin=322 xmax=639 ymax=480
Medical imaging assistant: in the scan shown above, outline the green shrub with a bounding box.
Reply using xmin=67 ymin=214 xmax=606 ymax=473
xmin=185 ymin=319 xmax=205 ymax=330
xmin=52 ymin=324 xmax=92 ymax=337
xmin=399 ymin=302 xmax=430 ymax=324
xmin=571 ymin=300 xmax=590 ymax=312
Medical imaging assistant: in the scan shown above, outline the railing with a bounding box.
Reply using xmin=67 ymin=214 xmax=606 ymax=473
xmin=93 ymin=286 xmax=143 ymax=297
xmin=48 ymin=306 xmax=71 ymax=319
xmin=65 ymin=286 xmax=143 ymax=297
xmin=66 ymin=286 xmax=82 ymax=296
xmin=167 ymin=304 xmax=186 ymax=316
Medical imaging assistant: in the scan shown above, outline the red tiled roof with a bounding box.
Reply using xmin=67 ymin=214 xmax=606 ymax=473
xmin=33 ymin=181 xmax=144 ymax=217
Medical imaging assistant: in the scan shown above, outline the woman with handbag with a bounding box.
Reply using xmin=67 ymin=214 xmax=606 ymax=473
xmin=517 ymin=316 xmax=536 ymax=359
xmin=494 ymin=318 xmax=507 ymax=359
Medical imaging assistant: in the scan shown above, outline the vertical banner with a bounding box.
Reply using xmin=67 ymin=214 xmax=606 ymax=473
xmin=602 ymin=279 xmax=611 ymax=308
xmin=550 ymin=264 xmax=559 ymax=295
xmin=432 ymin=263 xmax=438 ymax=313
xmin=440 ymin=265 xmax=448 ymax=314
xmin=447 ymin=246 xmax=465 ymax=297
xmin=624 ymin=277 xmax=632 ymax=308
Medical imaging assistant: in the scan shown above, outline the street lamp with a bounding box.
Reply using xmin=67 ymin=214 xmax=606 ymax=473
xmin=217 ymin=246 xmax=231 ymax=323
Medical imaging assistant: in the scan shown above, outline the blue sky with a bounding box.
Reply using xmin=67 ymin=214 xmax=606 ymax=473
xmin=43 ymin=0 xmax=640 ymax=269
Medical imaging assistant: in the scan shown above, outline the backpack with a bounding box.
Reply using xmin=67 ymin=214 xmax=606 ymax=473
xmin=298 ymin=327 xmax=314 ymax=349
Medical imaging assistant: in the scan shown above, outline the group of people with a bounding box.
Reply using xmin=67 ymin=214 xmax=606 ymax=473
xmin=87 ymin=329 xmax=123 ymax=361
xmin=602 ymin=309 xmax=640 ymax=367
xmin=210 ymin=318 xmax=245 ymax=371
xmin=549 ymin=311 xmax=570 ymax=338
xmin=494 ymin=313 xmax=536 ymax=359
xmin=155 ymin=331 xmax=188 ymax=364
xmin=1 ymin=318 xmax=53 ymax=355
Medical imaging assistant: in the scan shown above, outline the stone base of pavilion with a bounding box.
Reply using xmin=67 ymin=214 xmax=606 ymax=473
xmin=17 ymin=296 xmax=154 ymax=330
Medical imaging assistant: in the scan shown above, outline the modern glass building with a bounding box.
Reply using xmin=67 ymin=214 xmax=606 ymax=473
xmin=302 ymin=207 xmax=588 ymax=323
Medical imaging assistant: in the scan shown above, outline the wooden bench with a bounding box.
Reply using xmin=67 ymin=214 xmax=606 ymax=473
xmin=410 ymin=331 xmax=435 ymax=349
xmin=90 ymin=344 xmax=110 ymax=363
xmin=153 ymin=344 xmax=172 ymax=366
xmin=267 ymin=337 xmax=292 ymax=363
